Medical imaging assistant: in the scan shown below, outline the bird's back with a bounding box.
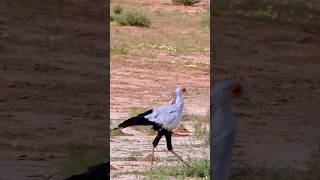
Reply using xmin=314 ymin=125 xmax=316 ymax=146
xmin=145 ymin=103 xmax=182 ymax=131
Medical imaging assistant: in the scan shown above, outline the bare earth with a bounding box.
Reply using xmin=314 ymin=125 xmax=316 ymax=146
xmin=0 ymin=0 xmax=107 ymax=179
xmin=214 ymin=13 xmax=320 ymax=170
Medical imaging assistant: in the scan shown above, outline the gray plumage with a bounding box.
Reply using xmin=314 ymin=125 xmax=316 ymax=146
xmin=145 ymin=87 xmax=185 ymax=131
xmin=113 ymin=87 xmax=191 ymax=169
xmin=211 ymin=80 xmax=247 ymax=180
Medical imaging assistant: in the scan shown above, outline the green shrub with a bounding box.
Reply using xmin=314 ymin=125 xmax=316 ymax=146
xmin=253 ymin=7 xmax=278 ymax=20
xmin=110 ymin=13 xmax=121 ymax=23
xmin=119 ymin=10 xmax=151 ymax=27
xmin=113 ymin=4 xmax=123 ymax=14
xmin=110 ymin=6 xmax=151 ymax=27
xmin=172 ymin=0 xmax=199 ymax=6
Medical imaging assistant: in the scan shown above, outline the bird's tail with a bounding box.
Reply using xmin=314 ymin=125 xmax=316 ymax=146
xmin=113 ymin=110 xmax=155 ymax=130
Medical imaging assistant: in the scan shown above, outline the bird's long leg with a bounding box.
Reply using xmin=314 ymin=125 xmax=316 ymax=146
xmin=151 ymin=146 xmax=155 ymax=165
xmin=151 ymin=129 xmax=165 ymax=165
xmin=165 ymin=131 xmax=195 ymax=172
xmin=169 ymin=150 xmax=192 ymax=169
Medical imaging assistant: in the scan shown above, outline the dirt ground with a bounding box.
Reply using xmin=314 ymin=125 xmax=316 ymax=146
xmin=0 ymin=0 xmax=108 ymax=179
xmin=214 ymin=0 xmax=320 ymax=173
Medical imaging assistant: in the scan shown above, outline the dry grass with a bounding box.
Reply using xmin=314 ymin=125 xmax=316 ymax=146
xmin=110 ymin=3 xmax=210 ymax=60
xmin=128 ymin=157 xmax=209 ymax=179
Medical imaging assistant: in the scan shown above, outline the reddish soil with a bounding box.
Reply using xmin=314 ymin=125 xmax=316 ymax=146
xmin=214 ymin=13 xmax=320 ymax=170
xmin=174 ymin=125 xmax=191 ymax=134
xmin=141 ymin=153 xmax=157 ymax=162
xmin=0 ymin=0 xmax=107 ymax=179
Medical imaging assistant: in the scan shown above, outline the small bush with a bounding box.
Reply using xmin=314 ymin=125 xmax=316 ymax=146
xmin=172 ymin=0 xmax=199 ymax=6
xmin=113 ymin=5 xmax=123 ymax=14
xmin=110 ymin=13 xmax=121 ymax=23
xmin=119 ymin=10 xmax=151 ymax=27
xmin=110 ymin=5 xmax=122 ymax=23
xmin=110 ymin=6 xmax=151 ymax=27
xmin=253 ymin=7 xmax=278 ymax=20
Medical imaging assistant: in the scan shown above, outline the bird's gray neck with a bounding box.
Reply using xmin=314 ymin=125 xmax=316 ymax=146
xmin=212 ymin=100 xmax=236 ymax=133
xmin=174 ymin=94 xmax=184 ymax=109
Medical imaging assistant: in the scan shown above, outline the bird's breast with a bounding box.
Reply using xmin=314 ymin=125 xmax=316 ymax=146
xmin=164 ymin=117 xmax=181 ymax=131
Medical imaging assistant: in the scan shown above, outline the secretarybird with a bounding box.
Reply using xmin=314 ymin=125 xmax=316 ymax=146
xmin=113 ymin=87 xmax=192 ymax=169
xmin=211 ymin=80 xmax=249 ymax=180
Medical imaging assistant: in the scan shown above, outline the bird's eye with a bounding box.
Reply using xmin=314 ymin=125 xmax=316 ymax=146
xmin=229 ymin=85 xmax=242 ymax=97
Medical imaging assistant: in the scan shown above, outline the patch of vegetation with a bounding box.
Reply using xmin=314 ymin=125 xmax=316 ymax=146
xmin=110 ymin=5 xmax=122 ymax=23
xmin=201 ymin=10 xmax=210 ymax=28
xmin=193 ymin=119 xmax=210 ymax=146
xmin=119 ymin=10 xmax=151 ymax=27
xmin=111 ymin=44 xmax=129 ymax=55
xmin=177 ymin=60 xmax=200 ymax=68
xmin=251 ymin=6 xmax=278 ymax=21
xmin=133 ymin=158 xmax=210 ymax=179
xmin=172 ymin=0 xmax=199 ymax=6
xmin=60 ymin=144 xmax=107 ymax=177
xmin=110 ymin=5 xmax=151 ymax=27
xmin=130 ymin=150 xmax=142 ymax=157
xmin=193 ymin=119 xmax=202 ymax=139
xmin=155 ymin=10 xmax=164 ymax=17
xmin=182 ymin=114 xmax=204 ymax=121
xmin=129 ymin=107 xmax=146 ymax=117
xmin=48 ymin=35 xmax=68 ymax=43
xmin=110 ymin=14 xmax=120 ymax=23
xmin=213 ymin=0 xmax=320 ymax=27
xmin=111 ymin=128 xmax=123 ymax=137
xmin=113 ymin=4 xmax=123 ymax=15
xmin=131 ymin=125 xmax=156 ymax=135
xmin=138 ymin=42 xmax=177 ymax=53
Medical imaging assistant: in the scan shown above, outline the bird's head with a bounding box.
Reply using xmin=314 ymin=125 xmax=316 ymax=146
xmin=175 ymin=87 xmax=186 ymax=95
xmin=212 ymin=80 xmax=250 ymax=105
xmin=167 ymin=87 xmax=186 ymax=104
